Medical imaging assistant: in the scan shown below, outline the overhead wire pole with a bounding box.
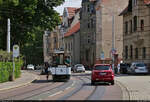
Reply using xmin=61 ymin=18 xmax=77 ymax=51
xmin=100 ymin=4 xmax=116 ymax=71
xmin=112 ymin=14 xmax=115 ymax=71
xmin=7 ymin=18 xmax=10 ymax=53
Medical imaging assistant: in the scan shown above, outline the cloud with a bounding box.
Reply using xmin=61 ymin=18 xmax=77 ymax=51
xmin=54 ymin=0 xmax=82 ymax=15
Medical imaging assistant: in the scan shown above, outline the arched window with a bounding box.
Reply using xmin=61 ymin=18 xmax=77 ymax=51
xmin=125 ymin=46 xmax=128 ymax=59
xmin=142 ymin=47 xmax=146 ymax=58
xmin=134 ymin=16 xmax=137 ymax=31
xmin=135 ymin=48 xmax=138 ymax=59
xmin=130 ymin=45 xmax=133 ymax=59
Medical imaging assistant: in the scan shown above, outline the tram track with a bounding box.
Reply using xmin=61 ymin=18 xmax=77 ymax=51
xmin=58 ymin=75 xmax=98 ymax=100
xmin=1 ymin=74 xmax=66 ymax=100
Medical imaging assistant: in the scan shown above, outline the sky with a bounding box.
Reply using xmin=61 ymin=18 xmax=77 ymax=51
xmin=54 ymin=0 xmax=82 ymax=16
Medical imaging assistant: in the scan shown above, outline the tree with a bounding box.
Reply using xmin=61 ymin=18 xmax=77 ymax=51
xmin=0 ymin=0 xmax=64 ymax=64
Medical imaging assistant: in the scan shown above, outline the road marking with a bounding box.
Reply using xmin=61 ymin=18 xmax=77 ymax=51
xmin=65 ymin=87 xmax=72 ymax=90
xmin=71 ymin=81 xmax=75 ymax=86
xmin=49 ymin=91 xmax=63 ymax=97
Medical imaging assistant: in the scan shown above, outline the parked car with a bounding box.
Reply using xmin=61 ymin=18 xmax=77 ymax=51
xmin=91 ymin=64 xmax=114 ymax=85
xmin=120 ymin=63 xmax=130 ymax=74
xmin=35 ymin=65 xmax=43 ymax=70
xmin=27 ymin=64 xmax=34 ymax=70
xmin=72 ymin=64 xmax=85 ymax=73
xmin=128 ymin=62 xmax=148 ymax=74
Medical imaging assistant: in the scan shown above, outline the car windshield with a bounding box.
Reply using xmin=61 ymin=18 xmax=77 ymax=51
xmin=136 ymin=63 xmax=145 ymax=67
xmin=76 ymin=64 xmax=83 ymax=67
xmin=120 ymin=64 xmax=126 ymax=66
xmin=94 ymin=65 xmax=110 ymax=70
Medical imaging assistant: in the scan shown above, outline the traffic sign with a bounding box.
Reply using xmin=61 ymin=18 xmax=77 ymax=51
xmin=100 ymin=51 xmax=104 ymax=59
xmin=13 ymin=45 xmax=19 ymax=57
xmin=111 ymin=49 xmax=116 ymax=54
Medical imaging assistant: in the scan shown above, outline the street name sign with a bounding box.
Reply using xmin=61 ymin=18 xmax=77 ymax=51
xmin=13 ymin=45 xmax=19 ymax=57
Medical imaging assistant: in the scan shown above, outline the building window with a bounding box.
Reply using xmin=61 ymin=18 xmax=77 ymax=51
xmin=87 ymin=36 xmax=90 ymax=43
xmin=91 ymin=19 xmax=93 ymax=28
xmin=142 ymin=47 xmax=146 ymax=58
xmin=141 ymin=19 xmax=144 ymax=31
xmin=130 ymin=45 xmax=133 ymax=59
xmin=135 ymin=48 xmax=138 ymax=59
xmin=88 ymin=22 xmax=90 ymax=28
xmin=86 ymin=50 xmax=89 ymax=61
xmin=125 ymin=21 xmax=128 ymax=34
xmin=71 ymin=42 xmax=73 ymax=51
xmin=65 ymin=43 xmax=67 ymax=50
xmin=68 ymin=43 xmax=70 ymax=51
xmin=87 ymin=5 xmax=90 ymax=12
xmin=133 ymin=0 xmax=137 ymax=6
xmin=134 ymin=16 xmax=137 ymax=32
xmin=130 ymin=20 xmax=132 ymax=33
xmin=125 ymin=46 xmax=128 ymax=59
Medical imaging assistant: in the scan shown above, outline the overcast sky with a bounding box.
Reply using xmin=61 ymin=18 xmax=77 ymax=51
xmin=54 ymin=0 xmax=82 ymax=15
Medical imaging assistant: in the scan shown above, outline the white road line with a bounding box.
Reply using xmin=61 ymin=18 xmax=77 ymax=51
xmin=71 ymin=81 xmax=75 ymax=86
xmin=49 ymin=91 xmax=63 ymax=97
xmin=65 ymin=87 xmax=72 ymax=90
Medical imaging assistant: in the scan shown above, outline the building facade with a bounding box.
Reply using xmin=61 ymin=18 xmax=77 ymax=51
xmin=120 ymin=0 xmax=150 ymax=69
xmin=62 ymin=7 xmax=81 ymax=65
xmin=80 ymin=0 xmax=96 ymax=67
xmin=95 ymin=0 xmax=128 ymax=62
xmin=80 ymin=0 xmax=128 ymax=67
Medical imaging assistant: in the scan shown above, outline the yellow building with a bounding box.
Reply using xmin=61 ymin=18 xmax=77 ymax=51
xmin=120 ymin=0 xmax=150 ymax=70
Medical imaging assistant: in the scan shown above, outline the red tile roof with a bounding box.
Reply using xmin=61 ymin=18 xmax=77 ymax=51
xmin=64 ymin=22 xmax=80 ymax=37
xmin=66 ymin=7 xmax=79 ymax=19
xmin=120 ymin=0 xmax=150 ymax=16
xmin=144 ymin=0 xmax=150 ymax=5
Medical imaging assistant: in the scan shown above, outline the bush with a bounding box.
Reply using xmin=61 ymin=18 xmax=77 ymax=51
xmin=0 ymin=50 xmax=13 ymax=62
xmin=0 ymin=50 xmax=23 ymax=83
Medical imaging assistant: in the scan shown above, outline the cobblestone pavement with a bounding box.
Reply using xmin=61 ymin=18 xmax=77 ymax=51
xmin=115 ymin=74 xmax=150 ymax=100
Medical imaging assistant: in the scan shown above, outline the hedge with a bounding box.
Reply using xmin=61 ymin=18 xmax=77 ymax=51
xmin=0 ymin=50 xmax=23 ymax=83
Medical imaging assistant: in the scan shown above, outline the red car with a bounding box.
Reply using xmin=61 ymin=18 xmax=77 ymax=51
xmin=91 ymin=64 xmax=114 ymax=85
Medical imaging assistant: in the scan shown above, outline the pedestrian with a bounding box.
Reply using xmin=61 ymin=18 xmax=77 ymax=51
xmin=117 ymin=63 xmax=120 ymax=74
xmin=45 ymin=62 xmax=50 ymax=81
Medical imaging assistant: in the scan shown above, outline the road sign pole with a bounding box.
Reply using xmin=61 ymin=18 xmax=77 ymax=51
xmin=11 ymin=45 xmax=19 ymax=81
xmin=12 ymin=56 xmax=15 ymax=81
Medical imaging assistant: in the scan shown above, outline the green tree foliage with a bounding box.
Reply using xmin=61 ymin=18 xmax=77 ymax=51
xmin=0 ymin=0 xmax=64 ymax=64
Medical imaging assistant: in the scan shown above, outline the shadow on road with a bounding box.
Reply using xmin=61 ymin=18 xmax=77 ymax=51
xmin=83 ymin=82 xmax=110 ymax=86
xmin=32 ymin=79 xmax=53 ymax=83
xmin=115 ymin=73 xmax=150 ymax=77
xmin=71 ymin=73 xmax=91 ymax=77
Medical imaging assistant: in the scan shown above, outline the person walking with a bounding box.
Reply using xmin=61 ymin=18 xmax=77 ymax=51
xmin=117 ymin=63 xmax=120 ymax=74
xmin=44 ymin=62 xmax=50 ymax=81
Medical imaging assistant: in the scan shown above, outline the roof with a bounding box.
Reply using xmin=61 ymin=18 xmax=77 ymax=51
xmin=119 ymin=7 xmax=128 ymax=16
xmin=144 ymin=0 xmax=150 ymax=5
xmin=66 ymin=7 xmax=79 ymax=19
xmin=64 ymin=22 xmax=80 ymax=37
xmin=120 ymin=0 xmax=150 ymax=16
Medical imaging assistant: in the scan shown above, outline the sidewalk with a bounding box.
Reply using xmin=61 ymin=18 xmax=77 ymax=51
xmin=115 ymin=74 xmax=150 ymax=100
xmin=0 ymin=70 xmax=40 ymax=91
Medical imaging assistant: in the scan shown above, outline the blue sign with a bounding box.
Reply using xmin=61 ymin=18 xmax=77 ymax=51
xmin=100 ymin=52 xmax=104 ymax=59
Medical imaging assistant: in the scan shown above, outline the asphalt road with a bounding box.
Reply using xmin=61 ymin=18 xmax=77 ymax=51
xmin=0 ymin=70 xmax=122 ymax=100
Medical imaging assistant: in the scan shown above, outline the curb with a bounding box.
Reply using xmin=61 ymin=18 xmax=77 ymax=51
xmin=0 ymin=72 xmax=40 ymax=91
xmin=115 ymin=80 xmax=130 ymax=100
